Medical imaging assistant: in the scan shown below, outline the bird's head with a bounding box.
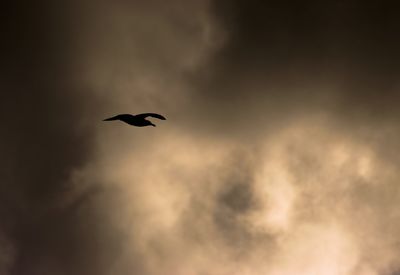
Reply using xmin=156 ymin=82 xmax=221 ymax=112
xmin=150 ymin=122 xmax=156 ymax=127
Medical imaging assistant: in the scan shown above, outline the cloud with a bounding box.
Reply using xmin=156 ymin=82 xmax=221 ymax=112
xmin=2 ymin=0 xmax=400 ymax=274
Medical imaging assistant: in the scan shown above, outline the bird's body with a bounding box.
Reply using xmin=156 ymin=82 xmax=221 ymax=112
xmin=103 ymin=113 xmax=166 ymax=127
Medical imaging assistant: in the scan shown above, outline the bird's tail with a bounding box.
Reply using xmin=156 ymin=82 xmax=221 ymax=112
xmin=103 ymin=115 xmax=119 ymax=121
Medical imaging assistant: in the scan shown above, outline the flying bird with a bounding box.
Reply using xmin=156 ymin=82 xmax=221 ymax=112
xmin=103 ymin=113 xmax=166 ymax=127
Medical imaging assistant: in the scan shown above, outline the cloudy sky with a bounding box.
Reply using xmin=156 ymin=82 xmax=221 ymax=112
xmin=2 ymin=0 xmax=400 ymax=274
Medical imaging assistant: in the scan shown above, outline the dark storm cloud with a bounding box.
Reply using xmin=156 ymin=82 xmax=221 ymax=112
xmin=0 ymin=2 xmax=121 ymax=275
xmin=187 ymin=0 xmax=400 ymax=134
xmin=211 ymin=0 xmax=400 ymax=84
xmin=213 ymin=154 xmax=258 ymax=243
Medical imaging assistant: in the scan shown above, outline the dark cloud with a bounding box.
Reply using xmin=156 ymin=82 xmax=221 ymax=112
xmin=187 ymin=0 xmax=400 ymax=135
xmin=0 ymin=2 xmax=117 ymax=275
xmin=214 ymin=156 xmax=258 ymax=244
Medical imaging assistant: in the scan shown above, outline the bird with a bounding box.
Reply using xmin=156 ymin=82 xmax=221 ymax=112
xmin=103 ymin=113 xmax=166 ymax=127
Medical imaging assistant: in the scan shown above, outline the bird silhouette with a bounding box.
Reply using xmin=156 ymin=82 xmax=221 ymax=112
xmin=103 ymin=113 xmax=166 ymax=127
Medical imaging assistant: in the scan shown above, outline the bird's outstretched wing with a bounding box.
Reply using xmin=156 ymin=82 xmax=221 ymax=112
xmin=103 ymin=114 xmax=133 ymax=121
xmin=135 ymin=113 xmax=166 ymax=120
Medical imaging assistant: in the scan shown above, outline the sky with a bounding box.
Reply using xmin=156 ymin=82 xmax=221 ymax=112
xmin=2 ymin=0 xmax=400 ymax=274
